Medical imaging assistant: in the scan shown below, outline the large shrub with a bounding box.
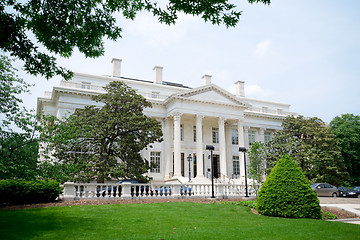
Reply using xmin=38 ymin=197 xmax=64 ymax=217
xmin=0 ymin=179 xmax=62 ymax=205
xmin=257 ymin=155 xmax=322 ymax=219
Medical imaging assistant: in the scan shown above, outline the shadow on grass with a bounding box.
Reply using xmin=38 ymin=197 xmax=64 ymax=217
xmin=0 ymin=206 xmax=98 ymax=240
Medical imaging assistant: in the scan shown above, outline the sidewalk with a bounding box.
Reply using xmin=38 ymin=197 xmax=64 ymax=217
xmin=319 ymin=197 xmax=360 ymax=224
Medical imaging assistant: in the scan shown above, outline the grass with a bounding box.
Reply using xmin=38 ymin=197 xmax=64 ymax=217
xmin=0 ymin=202 xmax=359 ymax=240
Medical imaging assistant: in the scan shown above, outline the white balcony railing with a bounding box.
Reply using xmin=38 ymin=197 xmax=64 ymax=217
xmin=59 ymin=81 xmax=168 ymax=100
xmin=62 ymin=182 xmax=259 ymax=200
xmin=246 ymin=107 xmax=297 ymax=117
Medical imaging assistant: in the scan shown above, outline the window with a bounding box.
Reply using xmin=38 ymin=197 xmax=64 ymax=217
xmin=193 ymin=126 xmax=196 ymax=142
xmin=212 ymin=127 xmax=219 ymax=143
xmin=231 ymin=129 xmax=238 ymax=145
xmin=248 ymin=130 xmax=256 ymax=146
xmin=233 ymin=156 xmax=240 ymax=176
xmin=151 ymin=91 xmax=160 ymax=98
xmin=264 ymin=132 xmax=271 ymax=144
xmin=81 ymin=82 xmax=91 ymax=89
xmin=180 ymin=124 xmax=184 ymax=141
xmin=150 ymin=152 xmax=161 ymax=173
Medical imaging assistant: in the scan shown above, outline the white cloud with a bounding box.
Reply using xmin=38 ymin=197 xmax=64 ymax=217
xmin=253 ymin=40 xmax=272 ymax=59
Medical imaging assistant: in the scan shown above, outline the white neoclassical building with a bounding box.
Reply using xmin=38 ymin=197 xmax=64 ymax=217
xmin=37 ymin=58 xmax=296 ymax=185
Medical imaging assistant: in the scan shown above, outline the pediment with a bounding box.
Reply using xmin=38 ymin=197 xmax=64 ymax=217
xmin=168 ymin=84 xmax=250 ymax=108
xmin=187 ymin=90 xmax=235 ymax=104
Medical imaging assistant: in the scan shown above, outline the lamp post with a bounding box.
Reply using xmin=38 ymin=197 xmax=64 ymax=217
xmin=206 ymin=145 xmax=215 ymax=198
xmin=239 ymin=147 xmax=249 ymax=198
xmin=187 ymin=154 xmax=192 ymax=182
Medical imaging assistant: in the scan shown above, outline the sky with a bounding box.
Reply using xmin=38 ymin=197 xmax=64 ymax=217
xmin=16 ymin=0 xmax=360 ymax=123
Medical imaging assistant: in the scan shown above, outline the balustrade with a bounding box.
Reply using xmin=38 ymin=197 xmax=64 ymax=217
xmin=62 ymin=182 xmax=260 ymax=201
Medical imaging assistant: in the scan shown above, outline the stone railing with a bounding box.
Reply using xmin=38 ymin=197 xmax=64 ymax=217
xmin=62 ymin=182 xmax=259 ymax=201
xmin=59 ymin=80 xmax=168 ymax=100
xmin=246 ymin=107 xmax=297 ymax=117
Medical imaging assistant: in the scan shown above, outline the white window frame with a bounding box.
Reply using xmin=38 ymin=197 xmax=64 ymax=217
xmin=231 ymin=129 xmax=238 ymax=145
xmin=232 ymin=156 xmax=240 ymax=176
xmin=151 ymin=91 xmax=160 ymax=98
xmin=81 ymin=82 xmax=91 ymax=90
xmin=212 ymin=127 xmax=219 ymax=144
xmin=248 ymin=130 xmax=256 ymax=146
xmin=264 ymin=132 xmax=271 ymax=144
xmin=180 ymin=124 xmax=184 ymax=141
xmin=150 ymin=151 xmax=161 ymax=173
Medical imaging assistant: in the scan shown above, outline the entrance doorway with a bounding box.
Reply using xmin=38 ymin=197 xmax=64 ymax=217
xmin=213 ymin=154 xmax=220 ymax=178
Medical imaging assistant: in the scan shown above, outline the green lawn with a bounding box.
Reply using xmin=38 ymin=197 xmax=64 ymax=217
xmin=0 ymin=202 xmax=359 ymax=240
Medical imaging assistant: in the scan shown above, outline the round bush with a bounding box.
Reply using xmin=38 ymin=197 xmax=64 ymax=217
xmin=257 ymin=155 xmax=322 ymax=219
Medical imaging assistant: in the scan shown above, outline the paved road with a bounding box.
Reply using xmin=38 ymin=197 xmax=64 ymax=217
xmin=319 ymin=197 xmax=360 ymax=224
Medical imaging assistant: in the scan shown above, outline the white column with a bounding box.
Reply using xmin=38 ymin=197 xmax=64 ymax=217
xmin=244 ymin=126 xmax=249 ymax=148
xmin=259 ymin=128 xmax=265 ymax=143
xmin=173 ymin=112 xmax=182 ymax=177
xmin=218 ymin=117 xmax=227 ymax=177
xmin=195 ymin=114 xmax=204 ymax=178
xmin=163 ymin=118 xmax=171 ymax=179
xmin=238 ymin=119 xmax=246 ymax=180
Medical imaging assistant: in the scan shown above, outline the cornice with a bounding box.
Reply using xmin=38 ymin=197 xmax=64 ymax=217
xmin=165 ymin=96 xmax=249 ymax=109
xmin=244 ymin=111 xmax=287 ymax=120
xmin=53 ymin=86 xmax=103 ymax=97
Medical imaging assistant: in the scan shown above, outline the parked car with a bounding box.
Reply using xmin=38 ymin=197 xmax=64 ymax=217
xmin=152 ymin=186 xmax=172 ymax=196
xmin=181 ymin=186 xmax=192 ymax=196
xmin=338 ymin=186 xmax=350 ymax=197
xmin=311 ymin=183 xmax=338 ymax=197
xmin=338 ymin=186 xmax=360 ymax=198
xmin=151 ymin=185 xmax=192 ymax=196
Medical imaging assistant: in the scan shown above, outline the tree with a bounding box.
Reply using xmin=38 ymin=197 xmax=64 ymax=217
xmin=0 ymin=132 xmax=39 ymax=180
xmin=0 ymin=54 xmax=39 ymax=180
xmin=257 ymin=155 xmax=322 ymax=219
xmin=42 ymin=81 xmax=163 ymax=182
xmin=266 ymin=115 xmax=348 ymax=186
xmin=248 ymin=141 xmax=267 ymax=196
xmin=330 ymin=114 xmax=360 ymax=185
xmin=1 ymin=0 xmax=270 ymax=80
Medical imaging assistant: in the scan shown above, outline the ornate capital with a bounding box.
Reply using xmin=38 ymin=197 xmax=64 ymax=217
xmin=218 ymin=116 xmax=226 ymax=124
xmin=196 ymin=114 xmax=204 ymax=120
xmin=238 ymin=116 xmax=245 ymax=123
xmin=171 ymin=112 xmax=182 ymax=121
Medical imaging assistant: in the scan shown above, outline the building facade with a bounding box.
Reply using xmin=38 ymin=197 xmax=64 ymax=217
xmin=37 ymin=59 xmax=296 ymax=184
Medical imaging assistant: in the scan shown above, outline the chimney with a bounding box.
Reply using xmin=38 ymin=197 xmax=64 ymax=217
xmin=111 ymin=58 xmax=122 ymax=77
xmin=153 ymin=66 xmax=163 ymax=84
xmin=202 ymin=74 xmax=212 ymax=85
xmin=235 ymin=81 xmax=245 ymax=97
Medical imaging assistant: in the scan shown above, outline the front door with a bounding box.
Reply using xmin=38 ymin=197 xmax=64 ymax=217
xmin=213 ymin=154 xmax=220 ymax=178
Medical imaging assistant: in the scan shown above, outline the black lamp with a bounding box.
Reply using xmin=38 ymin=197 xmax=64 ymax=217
xmin=187 ymin=154 xmax=192 ymax=182
xmin=239 ymin=147 xmax=249 ymax=198
xmin=206 ymin=145 xmax=215 ymax=198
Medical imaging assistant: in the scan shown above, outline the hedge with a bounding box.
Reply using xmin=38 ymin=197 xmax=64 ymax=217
xmin=257 ymin=155 xmax=322 ymax=219
xmin=0 ymin=179 xmax=63 ymax=205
